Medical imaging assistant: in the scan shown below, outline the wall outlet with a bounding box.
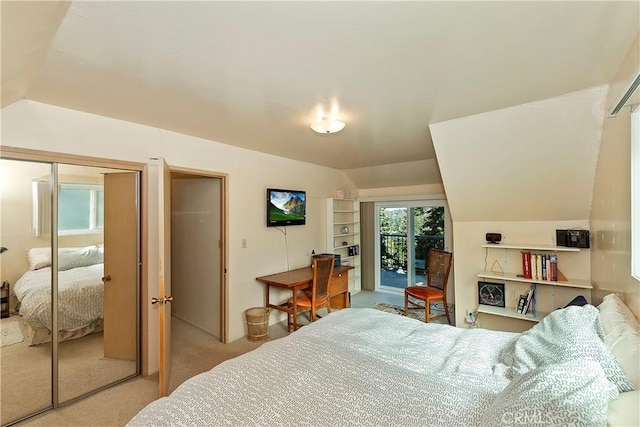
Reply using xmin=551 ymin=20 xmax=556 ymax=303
xmin=465 ymin=309 xmax=477 ymax=324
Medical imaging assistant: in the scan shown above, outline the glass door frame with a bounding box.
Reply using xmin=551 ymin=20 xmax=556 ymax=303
xmin=374 ymin=199 xmax=451 ymax=293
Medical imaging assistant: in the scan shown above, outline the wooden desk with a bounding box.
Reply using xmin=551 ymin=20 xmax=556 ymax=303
xmin=256 ymin=265 xmax=353 ymax=331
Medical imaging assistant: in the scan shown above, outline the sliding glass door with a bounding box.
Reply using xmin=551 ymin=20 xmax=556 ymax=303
xmin=375 ymin=200 xmax=449 ymax=292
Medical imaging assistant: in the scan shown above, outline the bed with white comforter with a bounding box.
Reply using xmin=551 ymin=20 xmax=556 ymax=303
xmin=13 ymin=263 xmax=104 ymax=345
xmin=128 ymin=298 xmax=639 ymax=427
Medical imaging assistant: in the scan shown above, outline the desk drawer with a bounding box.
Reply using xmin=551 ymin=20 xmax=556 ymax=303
xmin=329 ymin=272 xmax=348 ymax=297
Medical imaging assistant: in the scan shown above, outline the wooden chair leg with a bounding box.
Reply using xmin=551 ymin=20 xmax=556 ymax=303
xmin=443 ymin=297 xmax=451 ymax=325
xmin=327 ymin=303 xmax=331 ymax=314
xmin=425 ymin=298 xmax=430 ymax=323
xmin=404 ymin=291 xmax=409 ymax=316
xmin=293 ymin=305 xmax=299 ymax=331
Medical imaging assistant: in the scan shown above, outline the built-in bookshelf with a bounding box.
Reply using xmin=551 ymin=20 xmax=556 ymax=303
xmin=326 ymin=198 xmax=361 ymax=294
xmin=477 ymin=243 xmax=592 ymax=323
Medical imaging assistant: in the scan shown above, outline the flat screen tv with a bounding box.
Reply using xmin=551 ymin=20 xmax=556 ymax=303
xmin=266 ymin=188 xmax=306 ymax=227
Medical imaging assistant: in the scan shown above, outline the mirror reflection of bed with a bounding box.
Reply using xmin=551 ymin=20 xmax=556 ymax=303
xmin=0 ymin=159 xmax=139 ymax=425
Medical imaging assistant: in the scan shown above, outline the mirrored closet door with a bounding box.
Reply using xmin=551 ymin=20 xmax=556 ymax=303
xmin=0 ymin=157 xmax=140 ymax=426
xmin=0 ymin=159 xmax=53 ymax=424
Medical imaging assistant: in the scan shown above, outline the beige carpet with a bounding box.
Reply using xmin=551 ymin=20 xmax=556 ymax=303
xmin=17 ymin=316 xmax=290 ymax=427
xmin=1 ymin=316 xmax=136 ymax=425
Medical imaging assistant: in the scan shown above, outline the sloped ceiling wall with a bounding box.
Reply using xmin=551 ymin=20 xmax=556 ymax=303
xmin=0 ymin=1 xmax=70 ymax=107
xmin=430 ymin=86 xmax=607 ymax=222
xmin=343 ymin=159 xmax=442 ymax=189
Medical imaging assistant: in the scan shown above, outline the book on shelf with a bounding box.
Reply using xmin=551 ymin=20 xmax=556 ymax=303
xmin=548 ymin=254 xmax=558 ymax=281
xmin=516 ymin=294 xmax=527 ymax=314
xmin=535 ymin=254 xmax=542 ymax=281
xmin=521 ymin=251 xmax=532 ymax=279
xmin=541 ymin=255 xmax=547 ymax=280
xmin=522 ymin=285 xmax=536 ymax=315
xmin=531 ymin=254 xmax=536 ymax=280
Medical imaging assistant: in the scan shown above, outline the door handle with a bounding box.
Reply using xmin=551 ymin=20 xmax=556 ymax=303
xmin=102 ymin=275 xmax=111 ymax=282
xmin=151 ymin=296 xmax=174 ymax=305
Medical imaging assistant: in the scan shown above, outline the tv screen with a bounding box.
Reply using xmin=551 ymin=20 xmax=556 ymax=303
xmin=267 ymin=188 xmax=306 ymax=227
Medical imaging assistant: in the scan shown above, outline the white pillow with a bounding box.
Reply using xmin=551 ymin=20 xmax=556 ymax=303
xmin=58 ymin=246 xmax=104 ymax=271
xmin=26 ymin=247 xmax=54 ymax=270
xmin=479 ymin=360 xmax=618 ymax=427
xmin=512 ymin=305 xmax=635 ymax=392
xmin=598 ymin=294 xmax=640 ymax=344
xmin=598 ymin=294 xmax=640 ymax=391
xmin=26 ymin=245 xmax=102 ymax=270
xmin=608 ymin=390 xmax=640 ymax=427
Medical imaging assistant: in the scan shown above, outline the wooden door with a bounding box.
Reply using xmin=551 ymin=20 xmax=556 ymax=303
xmin=103 ymin=172 xmax=138 ymax=360
xmin=149 ymin=158 xmax=172 ymax=396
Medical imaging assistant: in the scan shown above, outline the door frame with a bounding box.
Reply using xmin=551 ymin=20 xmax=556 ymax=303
xmin=168 ymin=165 xmax=229 ymax=344
xmin=373 ymin=199 xmax=452 ymax=293
xmin=148 ymin=162 xmax=229 ymax=394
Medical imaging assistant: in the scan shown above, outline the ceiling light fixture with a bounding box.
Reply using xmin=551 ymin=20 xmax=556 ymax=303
xmin=310 ymin=117 xmax=346 ymax=134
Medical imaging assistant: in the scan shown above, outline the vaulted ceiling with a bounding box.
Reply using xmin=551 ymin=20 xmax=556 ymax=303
xmin=2 ymin=1 xmax=638 ymax=189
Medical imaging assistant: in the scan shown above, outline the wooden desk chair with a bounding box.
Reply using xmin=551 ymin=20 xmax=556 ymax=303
xmin=404 ymin=249 xmax=453 ymax=324
xmin=287 ymin=256 xmax=334 ymax=331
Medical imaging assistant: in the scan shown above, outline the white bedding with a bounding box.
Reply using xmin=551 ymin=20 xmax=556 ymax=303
xmin=129 ymin=308 xmax=518 ymax=426
xmin=13 ymin=263 xmax=104 ymax=332
xmin=129 ymin=306 xmax=635 ymax=427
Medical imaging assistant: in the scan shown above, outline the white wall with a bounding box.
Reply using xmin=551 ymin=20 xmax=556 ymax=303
xmin=590 ymin=33 xmax=640 ymax=318
xmin=358 ymin=183 xmax=444 ymax=199
xmin=1 ymin=100 xmax=358 ymax=372
xmin=430 ymin=86 xmax=606 ymax=222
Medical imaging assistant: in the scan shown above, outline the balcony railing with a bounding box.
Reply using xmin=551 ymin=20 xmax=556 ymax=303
xmin=379 ymin=233 xmax=444 ymax=289
xmin=380 ymin=233 xmax=444 ymax=271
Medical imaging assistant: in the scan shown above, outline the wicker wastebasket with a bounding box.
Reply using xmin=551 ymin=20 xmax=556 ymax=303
xmin=244 ymin=307 xmax=270 ymax=341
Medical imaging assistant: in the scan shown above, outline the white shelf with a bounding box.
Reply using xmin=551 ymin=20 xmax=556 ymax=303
xmin=482 ymin=243 xmax=580 ymax=252
xmin=334 ymin=245 xmax=357 ymax=250
xmin=334 ymin=233 xmax=357 ymax=238
xmin=477 ymin=305 xmax=548 ymax=322
xmin=477 ymin=270 xmax=593 ymax=289
xmin=327 ymin=198 xmax=361 ymax=293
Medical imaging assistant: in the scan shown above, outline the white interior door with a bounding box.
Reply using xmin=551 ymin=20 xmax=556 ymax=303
xmin=149 ymin=158 xmax=172 ymax=396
